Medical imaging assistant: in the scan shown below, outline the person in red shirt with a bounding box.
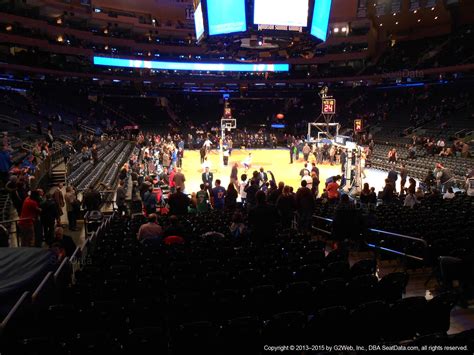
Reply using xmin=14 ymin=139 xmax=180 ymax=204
xmin=163 ymin=235 xmax=185 ymax=245
xmin=326 ymin=176 xmax=341 ymax=203
xmin=168 ymin=167 xmax=176 ymax=193
xmin=18 ymin=190 xmax=41 ymax=247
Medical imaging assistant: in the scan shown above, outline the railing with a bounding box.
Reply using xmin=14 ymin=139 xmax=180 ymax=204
xmin=0 ymin=213 xmax=114 ymax=337
xmin=313 ymin=215 xmax=427 ymax=262
xmin=454 ymin=128 xmax=467 ymax=138
xmin=78 ymin=124 xmax=108 ymax=139
xmin=0 ymin=114 xmax=20 ymax=127
xmin=0 ymin=218 xmax=33 ymax=247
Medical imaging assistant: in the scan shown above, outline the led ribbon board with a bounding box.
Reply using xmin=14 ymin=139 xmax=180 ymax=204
xmin=93 ymin=57 xmax=290 ymax=72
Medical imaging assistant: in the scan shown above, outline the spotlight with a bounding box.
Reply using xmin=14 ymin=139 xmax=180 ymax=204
xmin=5 ymin=25 xmax=12 ymax=31
xmin=341 ymin=27 xmax=348 ymax=33
xmin=57 ymin=35 xmax=64 ymax=42
xmin=417 ymin=19 xmax=421 ymax=22
xmin=395 ymin=21 xmax=399 ymax=25
xmin=379 ymin=23 xmax=383 ymax=27
xmin=434 ymin=16 xmax=438 ymax=20
xmin=414 ymin=10 xmax=417 ymax=13
xmin=431 ymin=7 xmax=435 ymax=10
xmin=333 ymin=27 xmax=339 ymax=33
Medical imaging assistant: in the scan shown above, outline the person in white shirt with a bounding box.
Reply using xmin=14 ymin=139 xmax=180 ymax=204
xmin=443 ymin=187 xmax=455 ymax=199
xmin=201 ymin=156 xmax=211 ymax=171
xmin=203 ymin=139 xmax=212 ymax=152
xmin=404 ymin=192 xmax=419 ymax=208
xmin=301 ymin=170 xmax=312 ymax=189
xmin=223 ymin=146 xmax=230 ymax=166
xmin=242 ymin=153 xmax=252 ymax=170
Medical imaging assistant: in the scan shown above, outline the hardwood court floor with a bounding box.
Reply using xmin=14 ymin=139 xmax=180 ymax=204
xmin=180 ymin=148 xmax=342 ymax=194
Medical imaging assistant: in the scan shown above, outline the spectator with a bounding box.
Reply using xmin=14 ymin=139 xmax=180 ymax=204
xmin=268 ymin=181 xmax=284 ymax=205
xmin=230 ymin=163 xmax=239 ymax=186
xmin=53 ymin=226 xmax=76 ymax=257
xmin=443 ymin=187 xmax=456 ymax=200
xmin=368 ymin=187 xmax=377 ymax=207
xmin=163 ymin=215 xmax=186 ymax=239
xmin=40 ymin=193 xmax=60 ymax=246
xmin=116 ymin=180 xmax=127 ymax=216
xmin=82 ymin=185 xmax=102 ymax=213
xmin=388 ymin=148 xmax=398 ymax=163
xmin=224 ymin=183 xmax=238 ymax=210
xmin=311 ymin=171 xmax=320 ymax=197
xmin=18 ymin=190 xmax=41 ymax=247
xmin=52 ymin=183 xmax=65 ymax=217
xmin=326 ymin=176 xmax=341 ymax=203
xmin=404 ymin=191 xmax=419 ymax=208
xmin=399 ymin=164 xmax=408 ymax=191
xmin=230 ymin=211 xmax=246 ymax=239
xmin=387 ymin=168 xmax=398 ymax=192
xmin=295 ymin=180 xmax=315 ymax=233
xmin=65 ymin=186 xmax=79 ymax=231
xmin=168 ymin=187 xmax=190 ymax=215
xmin=91 ymin=144 xmax=98 ymax=165
xmin=173 ymin=168 xmax=186 ymax=192
xmin=301 ymin=169 xmax=312 ymax=190
xmin=248 ymin=191 xmax=278 ymax=249
xmin=0 ymin=145 xmax=12 ymax=187
xmin=239 ymin=174 xmax=248 ymax=205
xmin=211 ymin=179 xmax=226 ymax=210
xmin=381 ymin=179 xmax=395 ymax=204
xmin=137 ymin=213 xmax=163 ymax=241
xmin=360 ymin=183 xmax=371 ymax=209
xmin=244 ymin=178 xmax=259 ymax=208
xmin=302 ymin=143 xmax=311 ymax=161
xmin=196 ymin=184 xmax=210 ymax=213
xmin=202 ymin=167 xmax=213 ymax=191
xmin=276 ymin=185 xmax=296 ymax=229
xmin=332 ymin=194 xmax=364 ymax=249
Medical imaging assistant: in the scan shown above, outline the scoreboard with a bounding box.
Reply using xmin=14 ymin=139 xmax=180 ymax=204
xmin=354 ymin=119 xmax=363 ymax=133
xmin=322 ymin=98 xmax=336 ymax=115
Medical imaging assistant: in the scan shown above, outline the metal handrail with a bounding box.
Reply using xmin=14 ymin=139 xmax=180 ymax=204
xmin=312 ymin=214 xmax=427 ymax=261
xmin=0 ymin=218 xmax=33 ymax=247
xmin=313 ymin=215 xmax=427 ymax=246
xmin=369 ymin=228 xmax=428 ymax=246
xmin=0 ymin=218 xmax=32 ymax=224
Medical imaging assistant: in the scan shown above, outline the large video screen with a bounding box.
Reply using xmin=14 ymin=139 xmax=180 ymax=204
xmin=254 ymin=0 xmax=309 ymax=27
xmin=310 ymin=0 xmax=332 ymax=41
xmin=207 ymin=0 xmax=247 ymax=35
xmin=194 ymin=2 xmax=205 ymax=40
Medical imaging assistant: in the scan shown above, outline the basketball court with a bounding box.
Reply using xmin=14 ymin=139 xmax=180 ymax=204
xmin=179 ymin=148 xmax=395 ymax=195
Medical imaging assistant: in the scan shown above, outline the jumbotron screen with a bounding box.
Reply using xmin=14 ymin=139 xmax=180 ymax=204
xmin=310 ymin=0 xmax=332 ymax=41
xmin=254 ymin=0 xmax=309 ymax=27
xmin=194 ymin=2 xmax=205 ymax=40
xmin=207 ymin=0 xmax=247 ymax=35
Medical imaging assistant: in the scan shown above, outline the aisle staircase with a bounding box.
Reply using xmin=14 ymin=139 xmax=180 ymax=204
xmin=50 ymin=164 xmax=66 ymax=186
